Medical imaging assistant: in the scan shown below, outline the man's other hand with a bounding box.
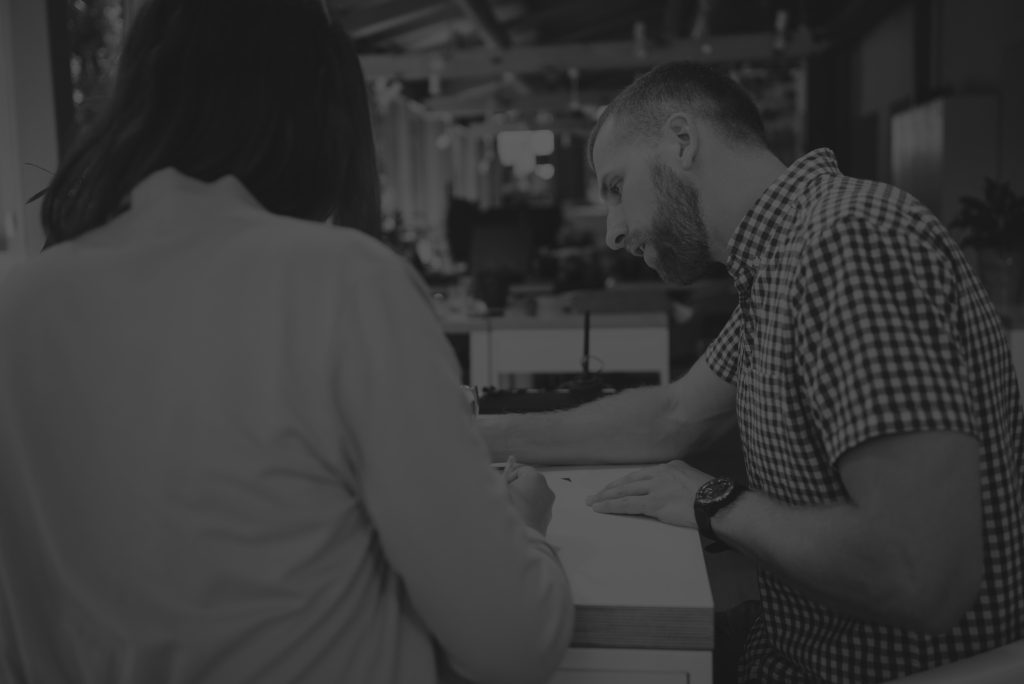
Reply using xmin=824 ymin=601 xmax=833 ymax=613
xmin=586 ymin=460 xmax=711 ymax=527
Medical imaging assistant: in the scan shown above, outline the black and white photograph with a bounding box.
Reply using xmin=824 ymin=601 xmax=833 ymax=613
xmin=1 ymin=1 xmax=1023 ymax=683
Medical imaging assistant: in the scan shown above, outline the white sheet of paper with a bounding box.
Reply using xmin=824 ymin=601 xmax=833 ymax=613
xmin=543 ymin=467 xmax=713 ymax=610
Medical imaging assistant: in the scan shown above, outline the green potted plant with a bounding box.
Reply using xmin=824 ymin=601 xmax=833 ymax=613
xmin=951 ymin=178 xmax=1024 ymax=310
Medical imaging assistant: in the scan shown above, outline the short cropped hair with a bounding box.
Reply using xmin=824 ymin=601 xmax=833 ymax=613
xmin=587 ymin=62 xmax=768 ymax=169
xmin=42 ymin=0 xmax=380 ymax=246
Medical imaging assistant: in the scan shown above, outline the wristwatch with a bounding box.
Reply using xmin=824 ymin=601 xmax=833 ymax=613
xmin=693 ymin=477 xmax=746 ymax=550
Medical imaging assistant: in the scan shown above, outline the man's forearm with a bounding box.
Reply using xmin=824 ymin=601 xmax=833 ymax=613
xmin=713 ymin=491 xmax=977 ymax=633
xmin=715 ymin=493 xmax=885 ymax=617
xmin=478 ymin=384 xmax=728 ymax=466
xmin=712 ymin=432 xmax=983 ymax=633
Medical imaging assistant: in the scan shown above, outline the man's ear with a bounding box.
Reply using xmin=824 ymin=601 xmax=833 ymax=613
xmin=664 ymin=113 xmax=697 ymax=169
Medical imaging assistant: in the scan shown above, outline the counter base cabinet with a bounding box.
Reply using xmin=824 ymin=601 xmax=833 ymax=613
xmin=440 ymin=313 xmax=671 ymax=389
xmin=553 ymin=647 xmax=712 ymax=684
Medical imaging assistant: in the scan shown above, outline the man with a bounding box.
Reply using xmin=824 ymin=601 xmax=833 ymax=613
xmin=479 ymin=62 xmax=1024 ymax=683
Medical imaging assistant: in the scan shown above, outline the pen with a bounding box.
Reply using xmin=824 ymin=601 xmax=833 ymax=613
xmin=504 ymin=455 xmax=519 ymax=484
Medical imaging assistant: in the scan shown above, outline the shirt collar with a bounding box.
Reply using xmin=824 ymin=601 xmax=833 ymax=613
xmin=726 ymin=148 xmax=841 ymax=295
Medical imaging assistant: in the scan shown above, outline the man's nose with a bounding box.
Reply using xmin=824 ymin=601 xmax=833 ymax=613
xmin=605 ymin=209 xmax=627 ymax=250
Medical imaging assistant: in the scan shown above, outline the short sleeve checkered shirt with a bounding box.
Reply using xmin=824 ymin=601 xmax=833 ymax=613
xmin=705 ymin=149 xmax=1024 ymax=683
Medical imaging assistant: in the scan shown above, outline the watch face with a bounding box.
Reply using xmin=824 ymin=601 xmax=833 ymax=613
xmin=698 ymin=478 xmax=734 ymax=504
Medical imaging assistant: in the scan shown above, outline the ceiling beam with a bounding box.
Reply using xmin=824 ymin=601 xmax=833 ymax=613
xmin=360 ymin=30 xmax=823 ymax=81
xmin=465 ymin=116 xmax=595 ymax=138
xmin=449 ymin=0 xmax=509 ymax=50
xmin=427 ymin=79 xmax=510 ymax=104
xmin=424 ymin=88 xmax=622 ymax=116
xmin=344 ymin=0 xmax=454 ymax=40
xmin=462 ymin=114 xmax=593 ymax=139
xmin=505 ymin=0 xmax=599 ymax=31
xmin=544 ymin=2 xmax=648 ymax=43
xmin=360 ymin=11 xmax=466 ymax=51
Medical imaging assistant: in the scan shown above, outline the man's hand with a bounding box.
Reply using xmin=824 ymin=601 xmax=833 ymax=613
xmin=585 ymin=460 xmax=712 ymax=527
xmin=506 ymin=462 xmax=555 ymax=534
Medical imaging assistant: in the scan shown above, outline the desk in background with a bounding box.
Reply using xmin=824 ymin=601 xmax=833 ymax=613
xmin=543 ymin=466 xmax=714 ymax=683
xmin=442 ymin=312 xmax=671 ymax=388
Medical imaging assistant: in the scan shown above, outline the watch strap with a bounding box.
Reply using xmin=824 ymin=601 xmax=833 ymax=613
xmin=694 ymin=478 xmax=746 ymax=552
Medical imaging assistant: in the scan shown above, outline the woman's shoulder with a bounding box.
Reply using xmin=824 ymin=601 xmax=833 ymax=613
xmin=241 ymin=212 xmax=404 ymax=273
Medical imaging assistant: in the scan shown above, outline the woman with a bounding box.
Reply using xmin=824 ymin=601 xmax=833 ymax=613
xmin=0 ymin=2 xmax=573 ymax=683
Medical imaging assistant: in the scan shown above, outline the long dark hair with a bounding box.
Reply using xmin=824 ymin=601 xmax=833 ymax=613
xmin=41 ymin=0 xmax=381 ymax=246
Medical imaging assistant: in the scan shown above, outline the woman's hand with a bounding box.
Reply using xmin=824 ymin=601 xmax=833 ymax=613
xmin=505 ymin=457 xmax=554 ymax=534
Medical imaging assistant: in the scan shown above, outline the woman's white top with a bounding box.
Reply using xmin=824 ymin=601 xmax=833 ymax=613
xmin=0 ymin=169 xmax=573 ymax=684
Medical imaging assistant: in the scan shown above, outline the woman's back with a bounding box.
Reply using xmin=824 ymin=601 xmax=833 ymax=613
xmin=0 ymin=170 xmax=573 ymax=684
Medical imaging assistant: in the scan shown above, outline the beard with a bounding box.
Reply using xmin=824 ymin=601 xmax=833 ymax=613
xmin=645 ymin=161 xmax=714 ymax=286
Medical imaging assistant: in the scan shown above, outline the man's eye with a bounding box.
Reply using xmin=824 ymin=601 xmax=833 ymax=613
xmin=610 ymin=183 xmax=622 ymax=197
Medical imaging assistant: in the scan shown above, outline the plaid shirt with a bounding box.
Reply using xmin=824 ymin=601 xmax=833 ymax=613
xmin=705 ymin=149 xmax=1024 ymax=683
